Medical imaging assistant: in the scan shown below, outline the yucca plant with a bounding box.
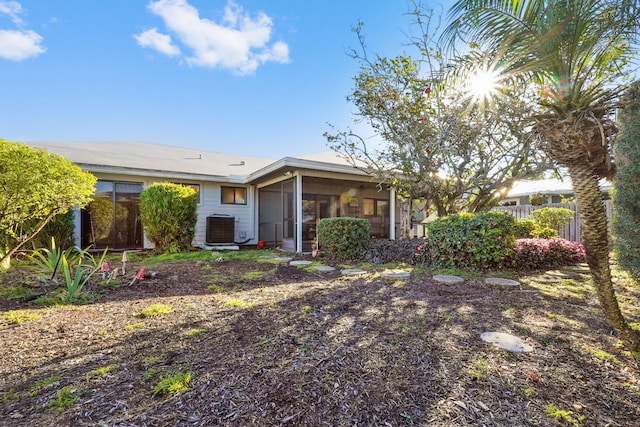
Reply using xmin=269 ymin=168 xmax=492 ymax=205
xmin=60 ymin=248 xmax=107 ymax=301
xmin=31 ymin=238 xmax=81 ymax=280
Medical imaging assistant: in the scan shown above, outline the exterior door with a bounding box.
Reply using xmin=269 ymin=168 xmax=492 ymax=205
xmin=81 ymin=181 xmax=143 ymax=249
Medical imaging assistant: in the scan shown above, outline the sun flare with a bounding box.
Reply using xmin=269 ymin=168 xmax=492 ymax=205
xmin=468 ymin=68 xmax=500 ymax=100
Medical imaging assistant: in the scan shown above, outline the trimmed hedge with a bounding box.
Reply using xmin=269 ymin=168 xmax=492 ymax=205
xmin=140 ymin=183 xmax=198 ymax=253
xmin=317 ymin=217 xmax=370 ymax=261
xmin=426 ymin=211 xmax=516 ymax=269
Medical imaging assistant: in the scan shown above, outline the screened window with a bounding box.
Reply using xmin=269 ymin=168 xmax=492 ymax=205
xmin=222 ymin=186 xmax=247 ymax=205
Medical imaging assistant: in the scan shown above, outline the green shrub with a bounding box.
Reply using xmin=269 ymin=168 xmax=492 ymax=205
xmin=139 ymin=183 xmax=198 ymax=253
xmin=531 ymin=227 xmax=558 ymax=239
xmin=613 ymin=82 xmax=640 ymax=279
xmin=529 ymin=207 xmax=575 ymax=233
xmin=30 ymin=210 xmax=75 ymax=250
xmin=426 ymin=211 xmax=515 ymax=269
xmin=317 ymin=217 xmax=370 ymax=261
xmin=513 ymin=218 xmax=536 ymax=238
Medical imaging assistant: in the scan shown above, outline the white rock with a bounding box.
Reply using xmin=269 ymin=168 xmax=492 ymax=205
xmin=480 ymin=331 xmax=533 ymax=353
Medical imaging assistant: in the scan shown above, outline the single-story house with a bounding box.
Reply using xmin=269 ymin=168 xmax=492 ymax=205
xmin=500 ymin=178 xmax=613 ymax=206
xmin=27 ymin=141 xmax=399 ymax=253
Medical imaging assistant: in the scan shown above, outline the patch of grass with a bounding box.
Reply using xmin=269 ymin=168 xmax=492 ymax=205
xmin=86 ymin=364 xmax=117 ymax=381
xmin=470 ymin=358 xmax=488 ymax=380
xmin=153 ymin=370 xmax=192 ymax=395
xmin=523 ymin=388 xmax=534 ymax=398
xmin=544 ymin=403 xmax=585 ymax=427
xmin=124 ymin=322 xmax=144 ymax=331
xmin=29 ymin=375 xmax=61 ymax=396
xmin=0 ymin=284 xmax=35 ymax=300
xmin=254 ymin=336 xmax=272 ymax=346
xmin=134 ymin=303 xmax=173 ymax=318
xmin=47 ymin=386 xmax=78 ymax=410
xmin=143 ymin=355 xmax=163 ymax=366
xmin=187 ymin=328 xmax=208 ymax=338
xmin=207 ymin=284 xmax=225 ymax=293
xmin=1 ymin=389 xmax=18 ymax=403
xmin=222 ymin=298 xmax=255 ymax=309
xmin=2 ymin=309 xmax=42 ymax=324
xmin=582 ymin=344 xmax=617 ymax=363
xmin=143 ymin=368 xmax=161 ymax=381
xmin=241 ymin=270 xmax=268 ymax=280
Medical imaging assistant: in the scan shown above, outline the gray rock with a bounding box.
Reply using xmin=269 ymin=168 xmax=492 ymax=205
xmin=341 ymin=269 xmax=368 ymax=276
xmin=381 ymin=271 xmax=411 ymax=278
xmin=313 ymin=265 xmax=336 ymax=272
xmin=432 ymin=274 xmax=465 ymax=284
xmin=290 ymin=260 xmax=313 ymax=266
xmin=485 ymin=277 xmax=520 ymax=288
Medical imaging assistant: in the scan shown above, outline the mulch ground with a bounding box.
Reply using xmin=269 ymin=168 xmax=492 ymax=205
xmin=1 ymin=254 xmax=639 ymax=426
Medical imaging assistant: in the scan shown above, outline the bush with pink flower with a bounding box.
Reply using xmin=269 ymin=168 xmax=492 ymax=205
xmin=510 ymin=238 xmax=586 ymax=270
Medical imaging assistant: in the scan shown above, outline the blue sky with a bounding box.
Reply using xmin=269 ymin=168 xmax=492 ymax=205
xmin=0 ymin=0 xmax=452 ymax=159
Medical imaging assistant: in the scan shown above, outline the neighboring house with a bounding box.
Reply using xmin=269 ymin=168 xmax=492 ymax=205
xmin=500 ymin=178 xmax=612 ymax=206
xmin=27 ymin=141 xmax=398 ymax=253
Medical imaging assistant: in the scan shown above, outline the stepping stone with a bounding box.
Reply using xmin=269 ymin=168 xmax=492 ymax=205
xmin=290 ymin=260 xmax=313 ymax=266
xmin=485 ymin=278 xmax=520 ymax=288
xmin=480 ymin=331 xmax=533 ymax=353
xmin=526 ymin=275 xmax=562 ymax=284
xmin=433 ymin=274 xmax=465 ymax=284
xmin=313 ymin=265 xmax=336 ymax=272
xmin=381 ymin=270 xmax=411 ymax=279
xmin=341 ymin=269 xmax=368 ymax=276
xmin=273 ymin=257 xmax=293 ymax=262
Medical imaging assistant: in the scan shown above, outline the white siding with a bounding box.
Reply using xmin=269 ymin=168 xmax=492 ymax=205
xmin=195 ymin=183 xmax=256 ymax=245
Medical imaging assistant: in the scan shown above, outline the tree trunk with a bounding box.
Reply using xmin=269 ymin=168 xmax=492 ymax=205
xmin=568 ymin=164 xmax=640 ymax=351
xmin=399 ymin=200 xmax=411 ymax=239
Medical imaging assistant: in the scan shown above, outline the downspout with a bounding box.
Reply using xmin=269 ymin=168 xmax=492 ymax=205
xmin=296 ymin=173 xmax=303 ymax=253
xmin=389 ymin=187 xmax=396 ymax=240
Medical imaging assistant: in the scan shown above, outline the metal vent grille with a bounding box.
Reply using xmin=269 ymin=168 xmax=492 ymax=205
xmin=206 ymin=215 xmax=235 ymax=244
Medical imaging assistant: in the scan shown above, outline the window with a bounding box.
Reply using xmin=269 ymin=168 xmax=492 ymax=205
xmin=363 ymin=199 xmax=375 ymax=216
xmin=222 ymin=186 xmax=247 ymax=205
xmin=364 ymin=198 xmax=388 ymax=216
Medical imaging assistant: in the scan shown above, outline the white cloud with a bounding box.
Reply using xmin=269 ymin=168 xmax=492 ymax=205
xmin=136 ymin=0 xmax=290 ymax=75
xmin=133 ymin=28 xmax=180 ymax=56
xmin=0 ymin=1 xmax=24 ymax=26
xmin=0 ymin=29 xmax=45 ymax=60
xmin=0 ymin=1 xmax=45 ymax=61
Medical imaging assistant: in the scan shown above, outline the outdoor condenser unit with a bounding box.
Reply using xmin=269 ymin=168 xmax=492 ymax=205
xmin=206 ymin=215 xmax=235 ymax=244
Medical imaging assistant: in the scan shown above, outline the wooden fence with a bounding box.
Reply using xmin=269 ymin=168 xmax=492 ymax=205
xmin=493 ymin=200 xmax=613 ymax=244
xmin=409 ymin=200 xmax=613 ymax=243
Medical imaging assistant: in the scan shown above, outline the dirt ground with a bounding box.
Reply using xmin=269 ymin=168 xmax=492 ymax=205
xmin=1 ymin=253 xmax=639 ymax=426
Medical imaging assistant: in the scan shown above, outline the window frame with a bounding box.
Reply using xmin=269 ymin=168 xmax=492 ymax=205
xmin=221 ymin=186 xmax=248 ymax=205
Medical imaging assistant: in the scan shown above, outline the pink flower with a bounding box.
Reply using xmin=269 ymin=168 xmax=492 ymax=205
xmin=135 ymin=268 xmax=146 ymax=281
xmin=100 ymin=260 xmax=110 ymax=272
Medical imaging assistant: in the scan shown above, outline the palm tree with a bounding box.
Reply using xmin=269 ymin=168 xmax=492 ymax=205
xmin=444 ymin=0 xmax=640 ymax=351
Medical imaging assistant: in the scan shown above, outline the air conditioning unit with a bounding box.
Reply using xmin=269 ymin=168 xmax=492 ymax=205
xmin=206 ymin=215 xmax=235 ymax=244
